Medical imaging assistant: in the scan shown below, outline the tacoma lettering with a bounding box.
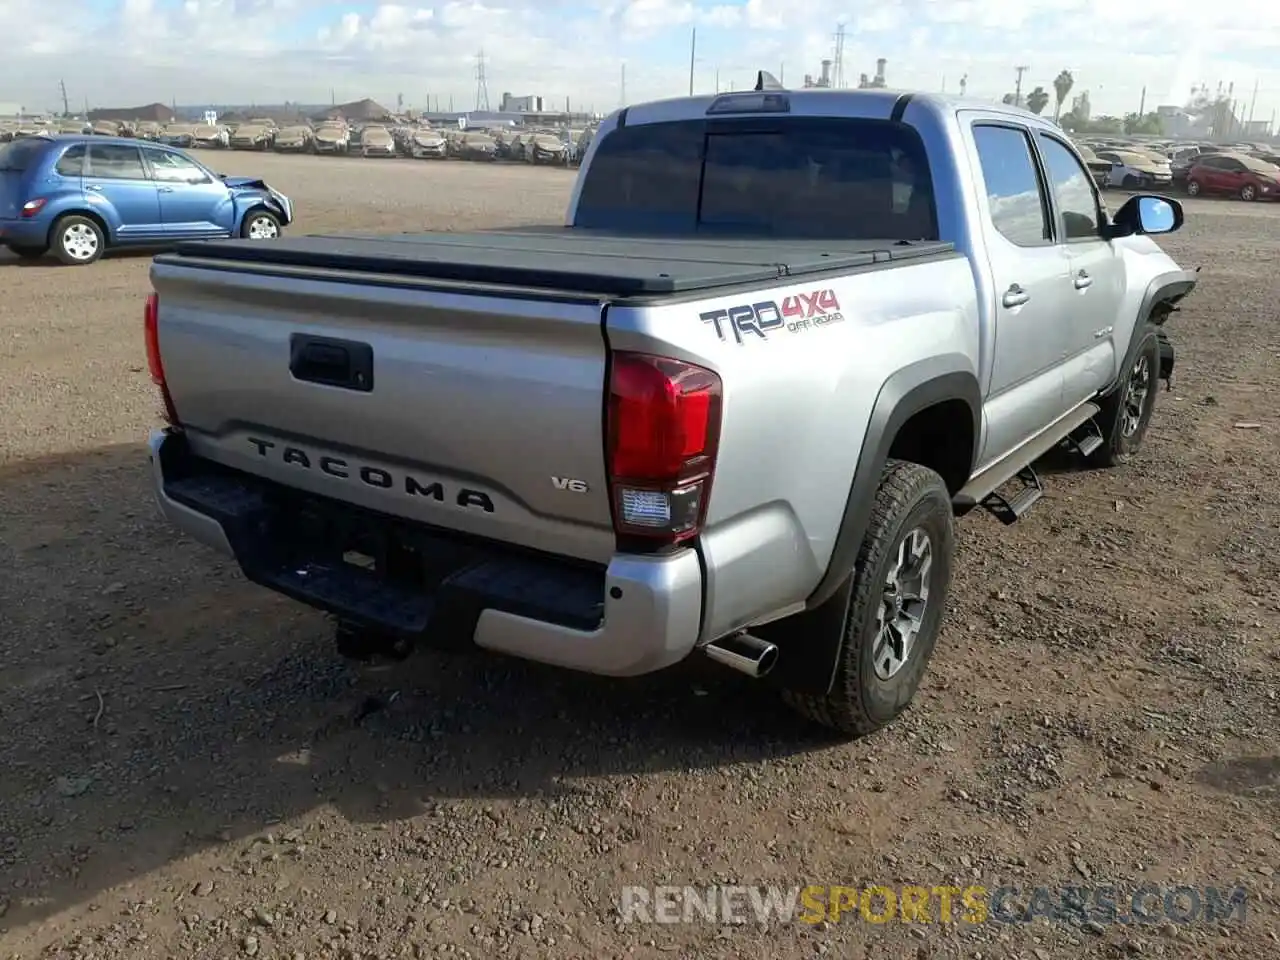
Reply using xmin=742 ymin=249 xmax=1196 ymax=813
xmin=246 ymin=438 xmax=495 ymax=512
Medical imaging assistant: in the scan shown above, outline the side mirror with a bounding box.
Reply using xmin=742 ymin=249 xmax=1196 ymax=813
xmin=1108 ymin=194 xmax=1183 ymax=238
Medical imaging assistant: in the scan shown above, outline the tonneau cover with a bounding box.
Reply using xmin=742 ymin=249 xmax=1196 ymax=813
xmin=166 ymin=230 xmax=956 ymax=297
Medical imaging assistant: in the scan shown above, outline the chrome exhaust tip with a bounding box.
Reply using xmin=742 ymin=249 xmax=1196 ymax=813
xmin=703 ymin=632 xmax=779 ymax=679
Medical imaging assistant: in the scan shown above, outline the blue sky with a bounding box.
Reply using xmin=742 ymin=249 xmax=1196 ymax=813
xmin=2 ymin=0 xmax=1278 ymax=127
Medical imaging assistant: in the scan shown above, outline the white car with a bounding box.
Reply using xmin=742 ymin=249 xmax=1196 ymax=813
xmin=1095 ymin=150 xmax=1174 ymax=190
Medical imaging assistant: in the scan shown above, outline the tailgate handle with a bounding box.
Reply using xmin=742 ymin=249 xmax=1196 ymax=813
xmin=289 ymin=334 xmax=374 ymax=392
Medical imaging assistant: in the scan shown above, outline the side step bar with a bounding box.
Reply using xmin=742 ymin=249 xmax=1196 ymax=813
xmin=954 ymin=402 xmax=1101 ymax=520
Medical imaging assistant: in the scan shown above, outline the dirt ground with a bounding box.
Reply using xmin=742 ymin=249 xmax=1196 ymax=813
xmin=1 ymin=151 xmax=1277 ymax=960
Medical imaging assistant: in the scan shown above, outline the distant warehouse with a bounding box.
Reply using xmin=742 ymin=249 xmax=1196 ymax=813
xmin=87 ymin=102 xmax=176 ymax=123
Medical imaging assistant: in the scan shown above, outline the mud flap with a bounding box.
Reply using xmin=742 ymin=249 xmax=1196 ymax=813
xmin=1157 ymin=329 xmax=1175 ymax=391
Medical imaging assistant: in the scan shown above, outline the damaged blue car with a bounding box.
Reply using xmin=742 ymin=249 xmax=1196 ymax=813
xmin=0 ymin=134 xmax=293 ymax=265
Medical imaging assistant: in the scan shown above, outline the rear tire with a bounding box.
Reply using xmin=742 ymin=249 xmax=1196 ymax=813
xmin=51 ymin=215 xmax=105 ymax=266
xmin=782 ymin=460 xmax=954 ymax=737
xmin=1186 ymin=179 xmax=1202 ymax=196
xmin=1094 ymin=323 xmax=1161 ymax=467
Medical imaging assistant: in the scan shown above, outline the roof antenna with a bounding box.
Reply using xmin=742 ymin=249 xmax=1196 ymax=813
xmin=755 ymin=70 xmax=784 ymax=92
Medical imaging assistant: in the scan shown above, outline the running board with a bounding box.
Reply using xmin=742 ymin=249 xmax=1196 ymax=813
xmin=954 ymin=402 xmax=1100 ymax=514
xmin=1067 ymin=417 xmax=1105 ymax=458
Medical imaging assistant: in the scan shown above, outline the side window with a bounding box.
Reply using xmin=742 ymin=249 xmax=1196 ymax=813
xmin=971 ymin=124 xmax=1051 ymax=246
xmin=86 ymin=144 xmax=147 ymax=180
xmin=55 ymin=145 xmax=86 ymax=177
xmin=148 ymin=150 xmax=207 ymax=183
xmin=1037 ymin=135 xmax=1101 ymax=241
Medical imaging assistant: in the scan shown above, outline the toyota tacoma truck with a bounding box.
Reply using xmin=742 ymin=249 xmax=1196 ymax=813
xmin=143 ymin=77 xmax=1196 ymax=736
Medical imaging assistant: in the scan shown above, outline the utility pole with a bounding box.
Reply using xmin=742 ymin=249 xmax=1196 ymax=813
xmin=779 ymin=62 xmax=784 ymax=84
xmin=620 ymin=62 xmax=626 ymax=108
xmin=1247 ymin=78 xmax=1259 ymax=125
xmin=58 ymin=79 xmax=69 ymax=117
xmin=833 ymin=23 xmax=846 ymax=89
xmin=1138 ymin=86 xmax=1146 ymax=117
xmin=688 ymin=28 xmax=697 ymax=96
xmin=1014 ymin=65 xmax=1029 ymax=106
xmin=715 ymin=67 xmax=720 ymax=93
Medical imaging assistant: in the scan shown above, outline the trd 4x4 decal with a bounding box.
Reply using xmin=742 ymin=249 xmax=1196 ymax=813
xmin=700 ymin=289 xmax=845 ymax=345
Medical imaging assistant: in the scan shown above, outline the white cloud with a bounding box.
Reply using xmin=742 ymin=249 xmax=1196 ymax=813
xmin=0 ymin=0 xmax=1276 ymax=125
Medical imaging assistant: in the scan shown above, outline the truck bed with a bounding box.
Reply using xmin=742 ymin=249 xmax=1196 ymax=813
xmin=166 ymin=229 xmax=956 ymax=297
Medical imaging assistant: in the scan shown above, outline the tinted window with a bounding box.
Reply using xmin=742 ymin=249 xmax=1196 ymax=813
xmin=147 ymin=150 xmax=207 ymax=182
xmin=574 ymin=117 xmax=937 ymax=241
xmin=0 ymin=138 xmax=47 ymax=172
xmin=55 ymin=145 xmax=86 ymax=177
xmin=1037 ymin=135 xmax=1101 ymax=240
xmin=87 ymin=144 xmax=147 ymax=180
xmin=971 ymin=125 xmax=1050 ymax=246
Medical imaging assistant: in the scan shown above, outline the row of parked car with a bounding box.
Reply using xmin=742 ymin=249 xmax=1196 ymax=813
xmin=1072 ymin=136 xmax=1280 ymax=201
xmin=1 ymin=116 xmax=597 ymax=167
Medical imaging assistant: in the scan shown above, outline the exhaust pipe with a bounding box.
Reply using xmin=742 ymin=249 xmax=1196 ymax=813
xmin=703 ymin=632 xmax=779 ymax=679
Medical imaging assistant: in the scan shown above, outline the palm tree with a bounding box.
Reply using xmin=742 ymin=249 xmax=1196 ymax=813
xmin=1026 ymin=86 xmax=1050 ymax=115
xmin=1053 ymin=70 xmax=1074 ymax=121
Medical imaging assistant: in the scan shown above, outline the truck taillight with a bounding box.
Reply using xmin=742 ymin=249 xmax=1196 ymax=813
xmin=606 ymin=352 xmax=722 ymax=548
xmin=144 ymin=292 xmax=179 ymax=425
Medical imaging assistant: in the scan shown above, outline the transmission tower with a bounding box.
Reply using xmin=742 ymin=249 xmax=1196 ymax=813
xmin=832 ymin=23 xmax=846 ymax=89
xmin=474 ymin=50 xmax=491 ymax=112
xmin=1014 ymin=65 xmax=1029 ymax=106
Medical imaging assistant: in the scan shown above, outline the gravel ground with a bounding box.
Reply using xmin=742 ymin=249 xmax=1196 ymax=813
xmin=1 ymin=152 xmax=1277 ymax=960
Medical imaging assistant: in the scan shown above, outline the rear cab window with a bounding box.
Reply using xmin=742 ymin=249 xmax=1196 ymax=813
xmin=573 ymin=117 xmax=938 ymax=241
xmin=0 ymin=138 xmax=49 ymax=173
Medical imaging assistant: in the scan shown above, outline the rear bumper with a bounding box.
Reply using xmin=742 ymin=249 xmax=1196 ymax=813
xmin=0 ymin=218 xmax=49 ymax=246
xmin=147 ymin=429 xmax=703 ymax=676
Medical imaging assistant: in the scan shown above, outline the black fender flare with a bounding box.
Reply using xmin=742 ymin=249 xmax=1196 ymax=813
xmin=1105 ymin=269 xmax=1197 ymax=396
xmin=760 ymin=356 xmax=981 ymax=696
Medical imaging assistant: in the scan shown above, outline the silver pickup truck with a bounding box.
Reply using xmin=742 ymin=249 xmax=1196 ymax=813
xmin=144 ymin=78 xmax=1197 ymax=737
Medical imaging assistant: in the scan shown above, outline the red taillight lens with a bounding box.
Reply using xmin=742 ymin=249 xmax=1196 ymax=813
xmin=20 ymin=198 xmax=46 ymax=218
xmin=144 ymin=292 xmax=179 ymax=425
xmin=606 ymin=352 xmax=722 ymax=547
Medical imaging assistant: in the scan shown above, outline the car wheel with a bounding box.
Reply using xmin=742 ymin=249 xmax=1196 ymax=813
xmin=52 ymin=215 xmax=105 ymax=266
xmin=1240 ymin=184 xmax=1257 ymax=201
xmin=1186 ymin=179 xmax=1202 ymax=196
xmin=1093 ymin=324 xmax=1161 ymax=467
xmin=240 ymin=209 xmax=282 ymax=240
xmin=1121 ymin=174 xmax=1138 ymax=189
xmin=7 ymin=244 xmax=48 ymax=260
xmin=781 ymin=460 xmax=954 ymax=738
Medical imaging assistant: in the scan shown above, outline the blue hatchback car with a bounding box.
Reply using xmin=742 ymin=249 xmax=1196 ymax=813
xmin=0 ymin=134 xmax=293 ymax=265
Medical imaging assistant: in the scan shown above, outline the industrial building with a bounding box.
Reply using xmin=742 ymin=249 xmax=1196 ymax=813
xmin=499 ymin=93 xmax=544 ymax=113
xmin=87 ymin=103 xmax=175 ymax=123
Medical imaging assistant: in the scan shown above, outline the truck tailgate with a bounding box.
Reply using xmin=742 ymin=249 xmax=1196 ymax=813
xmin=149 ymin=259 xmax=616 ymax=564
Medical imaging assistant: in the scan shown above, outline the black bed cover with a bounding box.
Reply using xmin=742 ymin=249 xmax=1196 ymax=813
xmin=166 ymin=229 xmax=957 ymax=297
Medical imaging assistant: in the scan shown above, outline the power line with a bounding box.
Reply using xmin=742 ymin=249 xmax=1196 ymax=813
xmin=474 ymin=49 xmax=490 ymax=112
